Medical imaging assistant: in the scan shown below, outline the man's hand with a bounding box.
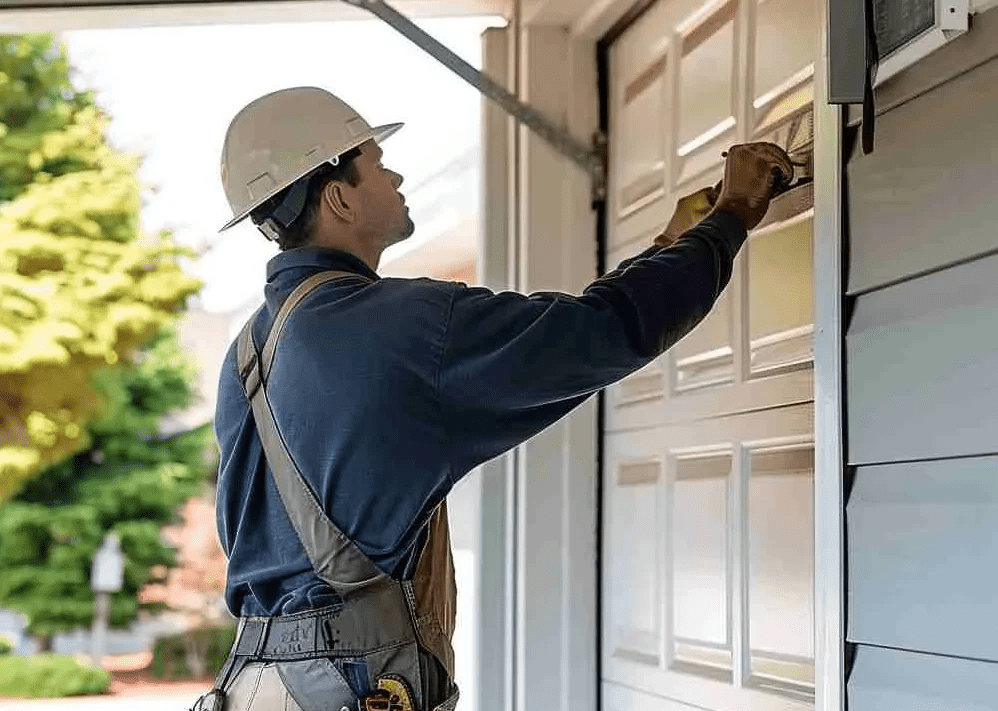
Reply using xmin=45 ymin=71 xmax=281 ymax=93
xmin=711 ymin=142 xmax=793 ymax=231
xmin=655 ymin=184 xmax=720 ymax=247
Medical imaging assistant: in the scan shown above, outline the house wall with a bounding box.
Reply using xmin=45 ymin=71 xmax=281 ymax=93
xmin=842 ymin=7 xmax=998 ymax=708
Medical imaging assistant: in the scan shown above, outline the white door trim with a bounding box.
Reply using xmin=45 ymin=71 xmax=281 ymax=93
xmin=811 ymin=1 xmax=845 ymax=709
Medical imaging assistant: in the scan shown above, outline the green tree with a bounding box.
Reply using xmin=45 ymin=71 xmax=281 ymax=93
xmin=0 ymin=34 xmax=201 ymax=502
xmin=0 ymin=327 xmax=217 ymax=648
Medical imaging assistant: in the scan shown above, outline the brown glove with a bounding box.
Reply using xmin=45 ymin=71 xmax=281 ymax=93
xmin=711 ymin=142 xmax=793 ymax=231
xmin=655 ymin=183 xmax=721 ymax=247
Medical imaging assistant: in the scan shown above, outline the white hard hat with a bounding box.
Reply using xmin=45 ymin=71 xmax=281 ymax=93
xmin=220 ymin=87 xmax=402 ymax=232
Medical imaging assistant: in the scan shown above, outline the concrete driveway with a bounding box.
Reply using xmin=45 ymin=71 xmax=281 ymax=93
xmin=0 ymin=688 xmax=204 ymax=711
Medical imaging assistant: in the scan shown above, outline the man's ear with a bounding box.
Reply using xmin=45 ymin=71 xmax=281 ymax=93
xmin=322 ymin=180 xmax=355 ymax=223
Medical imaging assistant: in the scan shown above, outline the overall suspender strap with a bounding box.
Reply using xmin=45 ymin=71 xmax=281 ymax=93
xmin=234 ymin=270 xmax=389 ymax=594
xmin=205 ymin=270 xmax=415 ymax=707
xmin=201 ymin=269 xmax=458 ymax=711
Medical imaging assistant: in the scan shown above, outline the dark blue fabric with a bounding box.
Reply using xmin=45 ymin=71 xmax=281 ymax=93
xmin=214 ymin=210 xmax=747 ymax=617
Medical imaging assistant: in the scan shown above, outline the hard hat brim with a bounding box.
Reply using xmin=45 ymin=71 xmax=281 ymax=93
xmin=220 ymin=121 xmax=404 ymax=232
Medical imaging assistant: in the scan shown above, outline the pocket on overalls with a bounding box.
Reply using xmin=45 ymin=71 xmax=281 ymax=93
xmin=338 ymin=658 xmax=372 ymax=697
xmin=275 ymin=658 xmax=359 ymax=711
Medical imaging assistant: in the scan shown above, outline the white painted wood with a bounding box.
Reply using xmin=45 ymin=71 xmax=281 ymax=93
xmin=747 ymin=445 xmax=815 ymax=689
xmin=602 ymin=404 xmax=815 ymax=710
xmin=574 ymin=0 xmax=666 ymax=42
xmin=602 ymin=298 xmax=813 ymax=435
xmin=847 ymin=457 xmax=998 ymax=662
xmin=673 ymin=0 xmax=739 ymax=189
xmin=810 ymin=2 xmax=846 ymax=707
xmin=607 ymin=655 xmax=815 ymax=711
xmin=846 ymin=251 xmax=998 ymax=465
xmin=752 ymin=0 xmax=819 ymax=111
xmin=604 ymin=429 xmax=666 ymax=666
xmin=601 ymin=1 xmax=818 ymax=709
xmin=0 ymin=0 xmax=507 ymax=30
xmin=477 ymin=27 xmax=514 ymax=711
xmin=602 ymin=202 xmax=816 ymax=434
xmin=672 ymin=453 xmax=732 ymax=657
xmin=513 ymin=24 xmax=599 ymax=711
xmin=731 ymin=444 xmax=750 ymax=688
xmin=847 ymin=645 xmax=998 ymax=711
xmin=604 ymin=680 xmax=710 ymax=711
xmin=747 ymin=219 xmax=814 ymax=375
xmin=606 ymin=0 xmax=706 ymax=248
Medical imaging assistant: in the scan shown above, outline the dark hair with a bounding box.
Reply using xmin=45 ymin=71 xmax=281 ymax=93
xmin=251 ymin=146 xmax=363 ymax=251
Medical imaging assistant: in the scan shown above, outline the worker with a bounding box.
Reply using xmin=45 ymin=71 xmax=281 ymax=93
xmin=194 ymin=86 xmax=791 ymax=711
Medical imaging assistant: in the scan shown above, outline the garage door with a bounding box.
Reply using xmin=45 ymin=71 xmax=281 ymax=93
xmin=601 ymin=1 xmax=819 ymax=710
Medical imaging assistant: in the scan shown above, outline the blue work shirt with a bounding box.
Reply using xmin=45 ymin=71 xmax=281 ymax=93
xmin=214 ymin=211 xmax=746 ymax=617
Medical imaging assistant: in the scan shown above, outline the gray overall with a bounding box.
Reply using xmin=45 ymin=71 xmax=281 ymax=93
xmin=192 ymin=272 xmax=459 ymax=711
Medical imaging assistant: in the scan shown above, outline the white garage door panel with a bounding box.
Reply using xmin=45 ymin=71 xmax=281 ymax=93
xmin=846 ymin=252 xmax=998 ymax=465
xmin=604 ymin=234 xmax=812 ymax=434
xmin=604 ymin=682 xmax=704 ymax=711
xmin=609 ymin=200 xmax=674 ymax=249
xmin=609 ymin=0 xmax=708 ymax=243
xmin=606 ymin=664 xmax=814 ymax=711
xmin=604 ymin=428 xmax=666 ymax=666
xmin=602 ymin=405 xmax=814 ymax=708
xmin=753 ymin=0 xmax=818 ymax=110
xmin=604 ymin=1 xmax=817 ymax=710
xmin=846 ymin=53 xmax=998 ymax=296
xmin=846 ymin=457 xmax=998 ymax=662
xmin=606 ymin=364 xmax=813 ymax=433
xmin=847 ymin=645 xmax=998 ymax=711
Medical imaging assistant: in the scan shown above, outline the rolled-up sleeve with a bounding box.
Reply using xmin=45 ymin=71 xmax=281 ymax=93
xmin=438 ymin=210 xmax=747 ymax=474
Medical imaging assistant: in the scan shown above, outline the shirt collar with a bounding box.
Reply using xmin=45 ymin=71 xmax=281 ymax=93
xmin=266 ymin=246 xmax=381 ymax=283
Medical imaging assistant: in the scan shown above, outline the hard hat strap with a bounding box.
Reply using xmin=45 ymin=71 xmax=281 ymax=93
xmin=270 ymin=177 xmax=312 ymax=230
xmin=251 ymin=157 xmax=347 ymax=242
xmin=258 ymin=218 xmax=282 ymax=242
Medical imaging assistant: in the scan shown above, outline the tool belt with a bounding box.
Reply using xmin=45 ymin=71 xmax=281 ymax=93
xmin=192 ymin=598 xmax=424 ymax=711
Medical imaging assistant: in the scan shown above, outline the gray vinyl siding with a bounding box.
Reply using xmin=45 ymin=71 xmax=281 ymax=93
xmin=845 ymin=252 xmax=998 ymax=464
xmin=846 ymin=51 xmax=998 ymax=296
xmin=844 ymin=7 xmax=998 ymax=708
xmin=847 ymin=646 xmax=998 ymax=711
xmin=847 ymin=458 xmax=998 ymax=661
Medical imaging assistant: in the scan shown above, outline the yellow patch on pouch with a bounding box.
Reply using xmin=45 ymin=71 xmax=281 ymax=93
xmin=361 ymin=675 xmax=416 ymax=711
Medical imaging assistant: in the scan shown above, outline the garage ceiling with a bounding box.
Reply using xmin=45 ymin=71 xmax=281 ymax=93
xmin=0 ymin=0 xmax=503 ymax=9
xmin=0 ymin=0 xmax=510 ymax=30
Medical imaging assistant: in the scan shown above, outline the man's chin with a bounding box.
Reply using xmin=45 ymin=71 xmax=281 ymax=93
xmin=394 ymin=218 xmax=416 ymax=243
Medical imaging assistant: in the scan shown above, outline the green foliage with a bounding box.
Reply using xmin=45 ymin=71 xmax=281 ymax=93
xmin=0 ymin=409 xmax=215 ymax=638
xmin=151 ymin=624 xmax=236 ymax=680
xmin=0 ymin=34 xmax=201 ymax=502
xmin=0 ymin=635 xmax=12 ymax=656
xmin=0 ymin=654 xmax=111 ymax=697
xmin=0 ymin=35 xmax=93 ymax=203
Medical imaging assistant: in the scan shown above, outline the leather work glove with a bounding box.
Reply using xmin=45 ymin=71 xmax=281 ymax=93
xmin=655 ymin=183 xmax=721 ymax=247
xmin=711 ymin=142 xmax=794 ymax=231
